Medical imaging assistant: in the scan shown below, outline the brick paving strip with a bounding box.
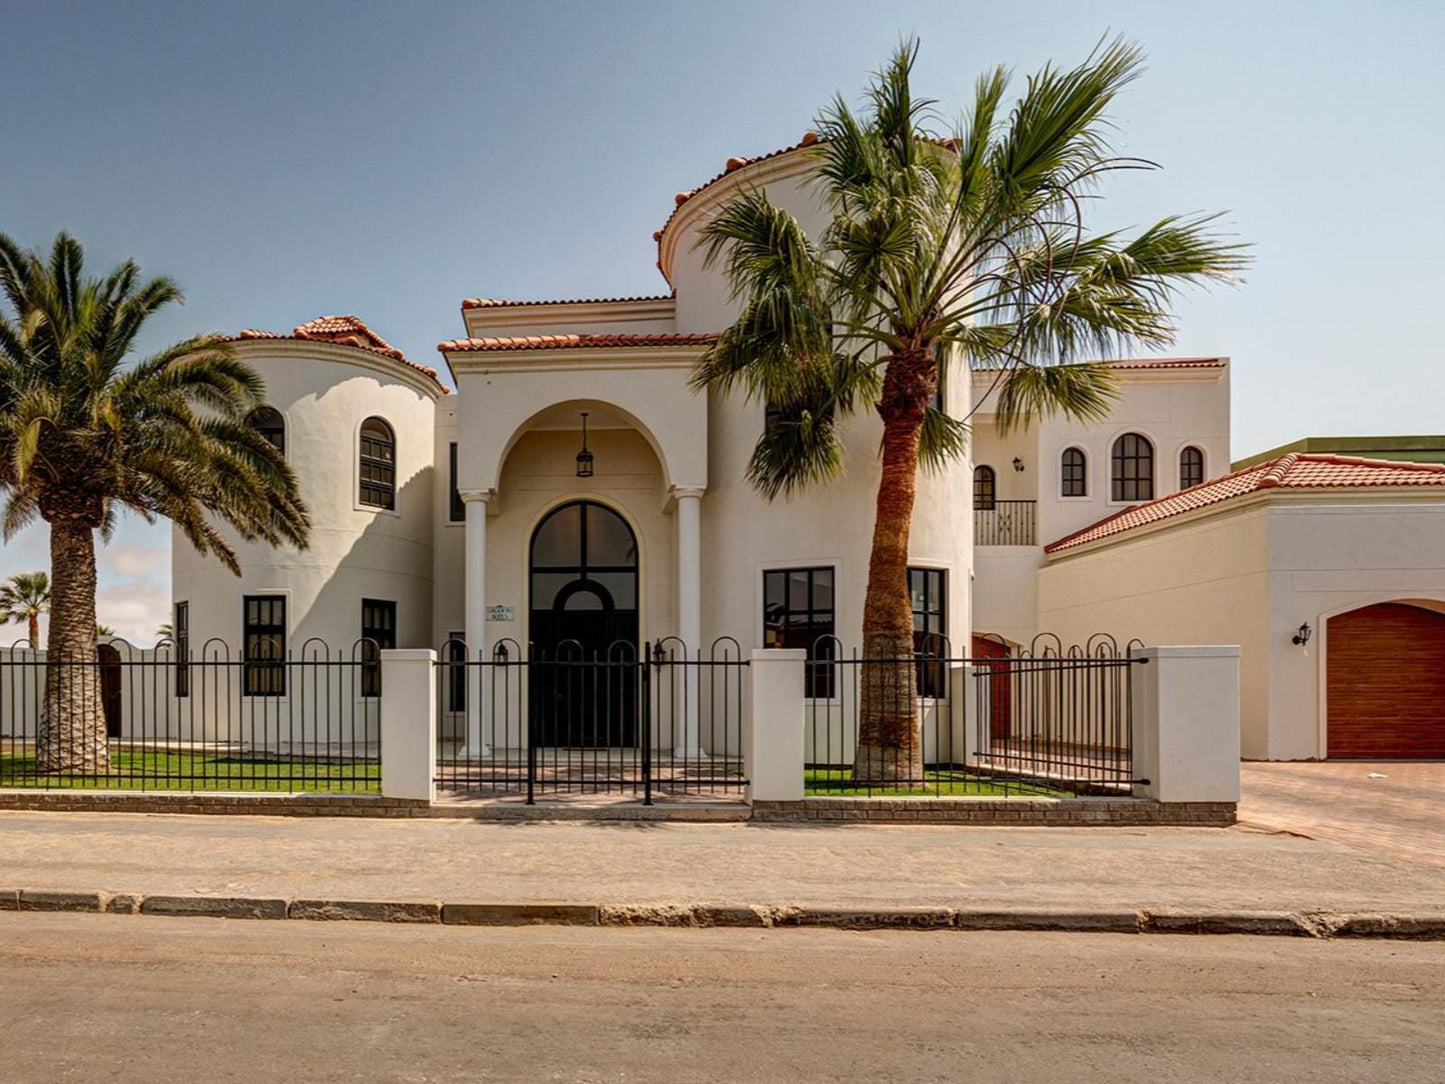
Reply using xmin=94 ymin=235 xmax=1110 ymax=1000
xmin=3 ymin=888 xmax=1442 ymax=939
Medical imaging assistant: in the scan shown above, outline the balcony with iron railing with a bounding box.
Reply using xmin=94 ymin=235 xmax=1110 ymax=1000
xmin=973 ymin=500 xmax=1037 ymax=546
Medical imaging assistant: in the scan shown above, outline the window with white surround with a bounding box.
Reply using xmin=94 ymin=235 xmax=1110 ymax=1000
xmin=763 ymin=567 xmax=836 ymax=698
xmin=359 ymin=417 xmax=396 ymax=509
xmin=972 ymin=465 xmax=996 ymax=510
xmin=1179 ymin=445 xmax=1205 ymax=490
xmin=1060 ymin=447 xmax=1087 ymax=497
xmin=1111 ymin=433 xmax=1154 ymax=502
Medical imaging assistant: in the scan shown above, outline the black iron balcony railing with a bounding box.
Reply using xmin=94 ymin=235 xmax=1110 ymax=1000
xmin=974 ymin=500 xmax=1037 ymax=546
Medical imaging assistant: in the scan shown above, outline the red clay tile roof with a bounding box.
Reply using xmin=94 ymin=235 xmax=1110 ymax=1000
xmin=231 ymin=316 xmax=447 ymax=392
xmin=1045 ymin=453 xmax=1445 ymax=554
xmin=439 ymin=333 xmax=718 ymax=353
xmin=461 ymin=293 xmax=674 ymax=310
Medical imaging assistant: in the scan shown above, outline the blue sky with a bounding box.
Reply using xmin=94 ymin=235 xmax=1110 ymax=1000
xmin=2 ymin=0 xmax=1442 ymax=640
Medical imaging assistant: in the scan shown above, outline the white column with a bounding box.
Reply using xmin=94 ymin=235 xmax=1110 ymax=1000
xmin=1130 ymin=645 xmax=1241 ymax=803
xmin=747 ymin=648 xmax=806 ymax=802
xmin=673 ymin=486 xmax=704 ymax=757
xmin=462 ymin=490 xmax=491 ymax=758
xmin=380 ymin=649 xmax=437 ymax=803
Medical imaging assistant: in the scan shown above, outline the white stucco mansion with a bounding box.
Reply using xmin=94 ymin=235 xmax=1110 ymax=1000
xmin=174 ymin=137 xmax=1445 ymax=763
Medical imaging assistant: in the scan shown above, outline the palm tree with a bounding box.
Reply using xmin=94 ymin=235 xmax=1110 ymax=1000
xmin=0 ymin=570 xmax=49 ymax=648
xmin=0 ymin=232 xmax=311 ymax=773
xmin=694 ymin=38 xmax=1249 ymax=781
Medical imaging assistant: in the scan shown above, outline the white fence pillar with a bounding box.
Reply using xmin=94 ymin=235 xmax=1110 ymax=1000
xmin=1130 ymin=646 xmax=1240 ymax=803
xmin=380 ymin=648 xmax=436 ymax=803
xmin=747 ymin=648 xmax=806 ymax=802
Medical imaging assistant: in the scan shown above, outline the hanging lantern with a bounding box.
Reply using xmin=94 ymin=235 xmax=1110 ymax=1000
xmin=575 ymin=411 xmax=594 ymax=477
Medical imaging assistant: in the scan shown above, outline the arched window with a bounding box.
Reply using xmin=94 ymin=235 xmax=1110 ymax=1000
xmin=1060 ymin=447 xmax=1087 ymax=497
xmin=973 ymin=465 xmax=996 ymax=510
xmin=247 ymin=406 xmax=285 ymax=454
xmin=1111 ymin=433 xmax=1154 ymax=502
xmin=1179 ymin=445 xmax=1205 ymax=490
xmin=359 ymin=417 xmax=396 ymax=509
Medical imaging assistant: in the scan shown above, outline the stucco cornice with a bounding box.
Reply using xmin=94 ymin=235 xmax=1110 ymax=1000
xmin=445 ymin=346 xmax=707 ymax=374
xmin=231 ymin=338 xmax=446 ymax=400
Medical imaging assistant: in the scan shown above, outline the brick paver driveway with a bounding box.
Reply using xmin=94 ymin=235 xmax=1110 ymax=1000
xmin=1238 ymin=761 xmax=1445 ymax=869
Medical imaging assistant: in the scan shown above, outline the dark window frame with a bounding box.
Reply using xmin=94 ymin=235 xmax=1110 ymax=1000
xmin=242 ymin=595 xmax=286 ymax=697
xmin=1110 ymin=433 xmax=1155 ymax=503
xmin=446 ymin=631 xmax=466 ymax=713
xmin=908 ymin=567 xmax=948 ymax=699
xmin=1060 ymin=447 xmax=1087 ymax=498
xmin=360 ymin=599 xmax=396 ymax=698
xmin=448 ymin=442 xmax=465 ymax=522
xmin=1179 ymin=445 xmax=1205 ymax=490
xmin=247 ymin=405 xmax=285 ymax=454
xmin=173 ymin=600 xmax=190 ymax=698
xmin=762 ymin=566 xmax=836 ymax=699
xmin=359 ymin=417 xmax=396 ymax=510
xmin=973 ymin=465 xmax=997 ymax=510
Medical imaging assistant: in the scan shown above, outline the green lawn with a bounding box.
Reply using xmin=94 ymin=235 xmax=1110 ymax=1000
xmin=0 ymin=750 xmax=380 ymax=793
xmin=804 ymin=768 xmax=1066 ymax=798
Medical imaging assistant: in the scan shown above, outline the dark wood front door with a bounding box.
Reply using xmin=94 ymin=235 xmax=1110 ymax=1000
xmin=971 ymin=636 xmax=1013 ymax=740
xmin=1327 ymin=602 xmax=1445 ymax=758
xmin=97 ymin=643 xmax=122 ymax=739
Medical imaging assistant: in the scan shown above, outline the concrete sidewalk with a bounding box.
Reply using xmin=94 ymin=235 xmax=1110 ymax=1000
xmin=2 ymin=811 xmax=1441 ymax=918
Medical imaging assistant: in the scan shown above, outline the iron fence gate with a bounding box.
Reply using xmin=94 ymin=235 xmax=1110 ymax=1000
xmin=434 ymin=638 xmax=748 ymax=802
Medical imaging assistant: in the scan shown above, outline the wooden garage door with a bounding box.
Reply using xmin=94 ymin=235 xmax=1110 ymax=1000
xmin=1327 ymin=602 xmax=1445 ymax=758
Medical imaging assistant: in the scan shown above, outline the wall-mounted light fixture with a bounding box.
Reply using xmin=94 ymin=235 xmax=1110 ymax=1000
xmin=1291 ymin=622 xmax=1312 ymax=646
xmin=575 ymin=411 xmax=594 ymax=478
xmin=1012 ymin=457 xmax=1025 ymax=472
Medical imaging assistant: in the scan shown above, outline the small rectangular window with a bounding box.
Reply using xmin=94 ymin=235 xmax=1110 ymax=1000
xmin=243 ymin=595 xmax=286 ymax=697
xmin=762 ymin=567 xmax=836 ymax=698
xmin=174 ymin=601 xmax=190 ymax=698
xmin=360 ymin=599 xmax=396 ymax=698
xmin=908 ymin=568 xmax=948 ymax=698
xmin=449 ymin=442 xmax=465 ymax=522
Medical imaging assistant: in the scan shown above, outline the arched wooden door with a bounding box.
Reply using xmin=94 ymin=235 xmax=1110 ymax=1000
xmin=1326 ymin=602 xmax=1445 ymax=758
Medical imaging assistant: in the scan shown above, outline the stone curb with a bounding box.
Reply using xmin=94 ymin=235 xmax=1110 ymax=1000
xmin=2 ymin=891 xmax=1442 ymax=939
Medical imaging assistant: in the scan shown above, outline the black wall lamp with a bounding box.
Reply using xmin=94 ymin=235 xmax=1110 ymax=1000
xmin=575 ymin=411 xmax=594 ymax=478
xmin=1012 ymin=457 xmax=1025 ymax=472
xmin=1291 ymin=622 xmax=1312 ymax=646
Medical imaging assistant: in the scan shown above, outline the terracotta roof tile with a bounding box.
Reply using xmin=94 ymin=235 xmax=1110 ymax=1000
xmin=1105 ymin=357 xmax=1227 ymax=370
xmin=438 ymin=333 xmax=718 ymax=353
xmin=229 ymin=316 xmax=447 ymax=392
xmin=461 ymin=293 xmax=674 ymax=310
xmin=1045 ymin=453 xmax=1445 ymax=554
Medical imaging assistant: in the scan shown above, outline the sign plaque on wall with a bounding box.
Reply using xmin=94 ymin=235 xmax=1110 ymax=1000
xmin=487 ymin=605 xmax=515 ymax=622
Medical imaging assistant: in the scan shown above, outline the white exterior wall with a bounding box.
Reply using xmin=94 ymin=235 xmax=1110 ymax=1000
xmin=172 ymin=341 xmax=440 ymax=664
xmin=432 ymin=397 xmax=464 ymax=646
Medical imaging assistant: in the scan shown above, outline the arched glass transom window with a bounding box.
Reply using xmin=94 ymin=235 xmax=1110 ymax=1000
xmin=1060 ymin=447 xmax=1087 ymax=497
xmin=247 ymin=406 xmax=285 ymax=454
xmin=972 ymin=465 xmax=996 ymax=510
xmin=529 ymin=500 xmax=639 ymax=614
xmin=359 ymin=417 xmax=396 ymax=509
xmin=1179 ymin=445 xmax=1205 ymax=490
xmin=1111 ymin=433 xmax=1154 ymax=502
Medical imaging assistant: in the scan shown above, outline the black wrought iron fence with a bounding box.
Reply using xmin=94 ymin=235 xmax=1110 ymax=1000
xmin=434 ymin=638 xmax=748 ymax=802
xmin=805 ymin=635 xmax=1141 ymax=797
xmin=0 ymin=639 xmax=379 ymax=792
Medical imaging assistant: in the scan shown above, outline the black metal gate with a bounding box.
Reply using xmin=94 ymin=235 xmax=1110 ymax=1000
xmin=434 ymin=638 xmax=748 ymax=803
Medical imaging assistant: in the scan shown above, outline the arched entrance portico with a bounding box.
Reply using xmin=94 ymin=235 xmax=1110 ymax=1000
xmin=529 ymin=500 xmax=640 ymax=747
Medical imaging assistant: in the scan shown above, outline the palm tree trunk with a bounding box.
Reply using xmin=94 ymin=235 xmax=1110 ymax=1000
xmin=37 ymin=518 xmax=108 ymax=773
xmin=27 ymin=613 xmax=38 ymax=650
xmin=852 ymin=351 xmax=934 ymax=782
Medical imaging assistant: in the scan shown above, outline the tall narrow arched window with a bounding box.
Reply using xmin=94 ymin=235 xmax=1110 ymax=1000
xmin=1111 ymin=433 xmax=1154 ymax=502
xmin=1060 ymin=447 xmax=1087 ymax=497
xmin=1179 ymin=445 xmax=1205 ymax=490
xmin=973 ymin=465 xmax=997 ymax=510
xmin=359 ymin=417 xmax=396 ymax=509
xmin=247 ymin=406 xmax=285 ymax=454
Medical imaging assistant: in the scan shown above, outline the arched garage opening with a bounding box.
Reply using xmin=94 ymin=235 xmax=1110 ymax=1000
xmin=1326 ymin=601 xmax=1445 ymax=758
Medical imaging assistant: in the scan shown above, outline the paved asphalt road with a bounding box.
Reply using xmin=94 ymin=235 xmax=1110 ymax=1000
xmin=2 ymin=914 xmax=1442 ymax=1083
